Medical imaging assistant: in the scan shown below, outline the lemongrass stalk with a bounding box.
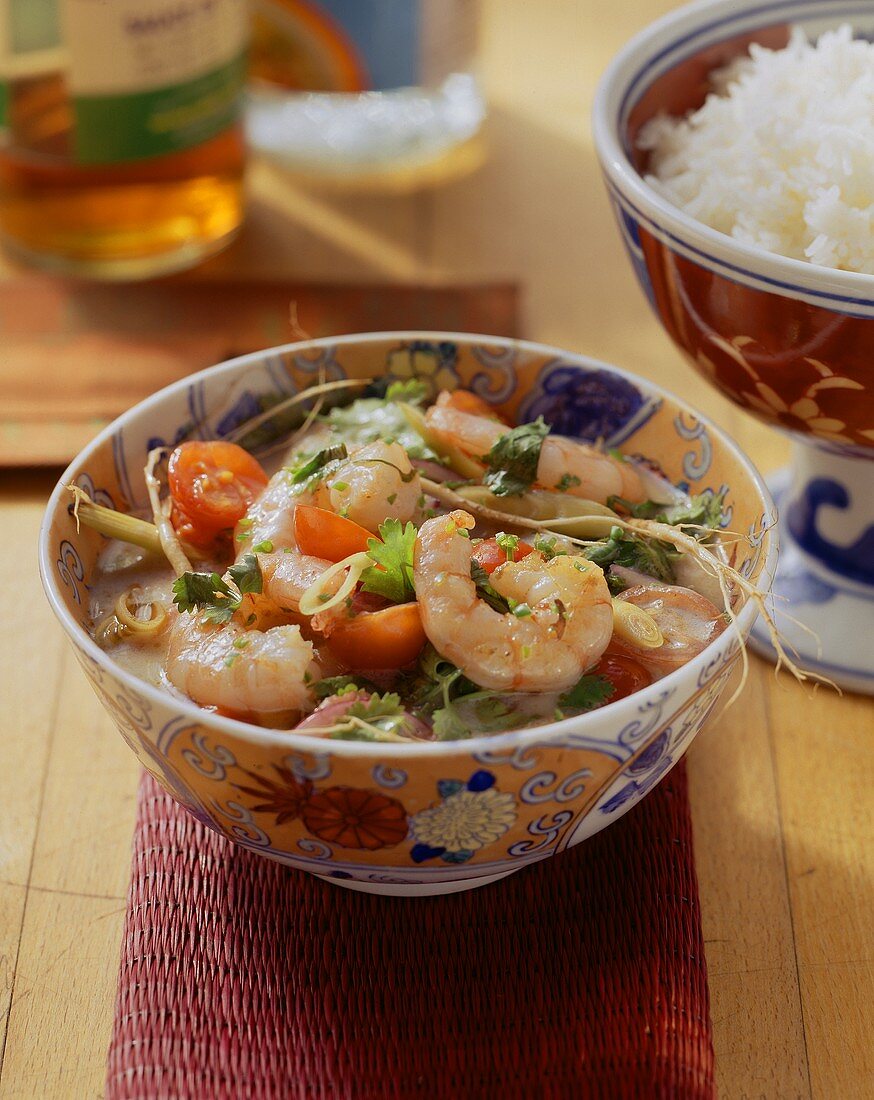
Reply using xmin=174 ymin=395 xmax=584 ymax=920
xmin=145 ymin=448 xmax=192 ymax=577
xmin=68 ymin=486 xmax=163 ymax=554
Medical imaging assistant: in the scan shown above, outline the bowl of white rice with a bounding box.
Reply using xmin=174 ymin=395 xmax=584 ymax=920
xmin=593 ymin=0 xmax=874 ymax=693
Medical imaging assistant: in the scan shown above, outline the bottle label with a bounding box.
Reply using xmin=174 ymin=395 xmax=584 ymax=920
xmin=0 ymin=0 xmax=65 ymax=124
xmin=252 ymin=0 xmax=477 ymax=93
xmin=60 ymin=0 xmax=249 ymax=165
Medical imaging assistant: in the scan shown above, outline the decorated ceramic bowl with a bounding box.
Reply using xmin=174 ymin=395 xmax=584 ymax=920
xmin=593 ymin=0 xmax=874 ymax=693
xmin=40 ymin=334 xmax=776 ymax=895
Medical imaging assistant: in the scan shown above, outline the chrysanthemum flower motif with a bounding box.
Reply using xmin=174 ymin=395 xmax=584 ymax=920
xmin=301 ymin=787 xmax=408 ymax=850
xmin=741 ymin=380 xmax=853 ymax=442
xmin=386 ymin=342 xmax=458 ymax=397
xmin=411 ymin=787 xmax=516 ymax=853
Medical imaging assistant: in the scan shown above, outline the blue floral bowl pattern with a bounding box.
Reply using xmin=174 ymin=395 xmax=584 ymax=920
xmin=39 ymin=334 xmax=777 ymax=895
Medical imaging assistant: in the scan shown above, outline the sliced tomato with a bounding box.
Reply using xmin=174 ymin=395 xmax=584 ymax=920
xmin=293 ymin=503 xmax=373 ymax=562
xmin=613 ymin=584 xmax=727 ymax=673
xmin=471 ymin=537 xmax=536 ymax=576
xmin=442 ymin=389 xmax=508 ymax=422
xmin=591 ymin=646 xmax=652 ymax=701
xmin=327 ymin=603 xmax=427 ymax=670
xmin=168 ymin=441 xmax=267 ymax=547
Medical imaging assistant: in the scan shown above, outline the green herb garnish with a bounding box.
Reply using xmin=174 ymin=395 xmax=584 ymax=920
xmin=482 ymin=417 xmax=550 ymax=497
xmin=608 ymin=489 xmax=725 ymax=531
xmin=385 ymin=378 xmax=429 ymax=404
xmin=360 ymin=518 xmax=417 ymax=603
xmin=470 ymin=559 xmax=512 ymax=614
xmin=289 ymin=444 xmax=348 ymax=485
xmin=583 ymin=525 xmax=676 ymax=583
xmin=555 ymin=473 xmax=582 ymax=492
xmin=313 ymin=675 xmax=377 ymax=700
xmin=172 ymin=553 xmax=263 ymax=625
xmin=495 ymin=531 xmax=521 ymax=561
xmin=557 ymin=673 xmax=615 ymax=713
xmin=533 ymin=534 xmax=566 ymax=560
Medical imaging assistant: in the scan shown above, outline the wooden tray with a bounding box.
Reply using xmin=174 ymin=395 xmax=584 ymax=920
xmin=0 ymin=278 xmax=518 ymax=466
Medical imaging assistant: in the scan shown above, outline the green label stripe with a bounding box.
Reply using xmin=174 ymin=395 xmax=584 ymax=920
xmin=72 ymin=51 xmax=247 ymax=165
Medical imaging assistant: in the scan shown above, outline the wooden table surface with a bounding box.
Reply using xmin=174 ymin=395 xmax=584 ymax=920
xmin=1 ymin=2 xmax=872 ymax=1097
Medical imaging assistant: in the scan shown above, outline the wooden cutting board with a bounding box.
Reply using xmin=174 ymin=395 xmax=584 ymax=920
xmin=0 ymin=278 xmax=518 ymax=466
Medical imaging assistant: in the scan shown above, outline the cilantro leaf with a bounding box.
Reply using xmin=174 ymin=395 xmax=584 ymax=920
xmin=313 ymin=675 xmax=378 ymax=700
xmin=329 ymin=691 xmax=419 ymax=742
xmin=346 ymin=691 xmax=404 ymax=722
xmin=289 ymin=444 xmax=348 ymax=485
xmin=583 ymin=525 xmax=676 ymax=583
xmin=558 ymin=674 xmax=615 ymax=713
xmin=227 ymin=553 xmax=263 ymax=596
xmin=360 ymin=518 xmax=417 ymax=603
xmin=404 ymin=645 xmax=466 ymax=712
xmin=172 ymin=571 xmax=238 ymax=625
xmin=432 ymin=705 xmax=472 ymax=741
xmin=482 ymin=417 xmax=550 ymax=497
xmin=608 ymin=489 xmax=725 ymax=531
xmin=172 ymin=556 xmax=263 ymax=625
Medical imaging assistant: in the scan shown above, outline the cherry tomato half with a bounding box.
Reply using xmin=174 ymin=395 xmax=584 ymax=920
xmin=327 ymin=603 xmax=427 ymax=670
xmin=293 ymin=504 xmax=373 ymax=562
xmin=471 ymin=537 xmax=536 ymax=576
xmin=591 ymin=646 xmax=652 ymax=701
xmin=168 ymin=441 xmax=267 ymax=547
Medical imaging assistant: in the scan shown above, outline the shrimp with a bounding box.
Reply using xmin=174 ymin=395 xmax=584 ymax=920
xmin=167 ymin=440 xmax=421 ymax=714
xmin=236 ymin=465 xmax=312 ymax=548
xmin=313 ymin=440 xmax=422 ymax=531
xmin=166 ymin=611 xmax=318 ymax=715
xmin=413 ymin=511 xmax=613 ymax=692
xmin=425 ymin=391 xmax=644 ymax=503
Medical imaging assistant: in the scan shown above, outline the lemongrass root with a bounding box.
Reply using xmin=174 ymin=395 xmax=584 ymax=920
xmin=145 ymin=448 xmax=192 ymax=577
xmin=225 ymin=377 xmax=373 ymax=446
xmin=69 ymin=486 xmax=163 ymax=554
xmin=619 ymin=516 xmax=837 ymax=695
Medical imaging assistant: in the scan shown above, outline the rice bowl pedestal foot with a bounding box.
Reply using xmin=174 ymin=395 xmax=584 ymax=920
xmin=749 ymin=442 xmax=874 ymax=695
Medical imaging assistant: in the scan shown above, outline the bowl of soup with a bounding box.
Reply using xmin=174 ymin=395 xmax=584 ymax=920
xmin=39 ymin=333 xmax=776 ymax=894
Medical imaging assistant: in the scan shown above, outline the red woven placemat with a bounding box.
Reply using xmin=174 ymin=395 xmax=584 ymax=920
xmin=106 ymin=765 xmax=714 ymax=1099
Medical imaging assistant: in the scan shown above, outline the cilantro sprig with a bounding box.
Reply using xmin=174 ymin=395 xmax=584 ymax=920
xmin=360 ymin=518 xmax=417 ymax=603
xmin=608 ymin=489 xmax=726 ymax=532
xmin=482 ymin=417 xmax=550 ymax=497
xmin=556 ymin=673 xmax=615 ymax=715
xmin=583 ymin=525 xmax=677 ymax=584
xmin=172 ymin=553 xmax=262 ymax=625
xmin=403 ymin=647 xmax=532 ymax=740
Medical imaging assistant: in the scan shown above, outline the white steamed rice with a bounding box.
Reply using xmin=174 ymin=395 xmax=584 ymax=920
xmin=638 ymin=25 xmax=874 ymax=275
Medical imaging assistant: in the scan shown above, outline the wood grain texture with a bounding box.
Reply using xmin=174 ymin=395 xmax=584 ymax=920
xmin=1 ymin=1 xmax=872 ymax=1097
